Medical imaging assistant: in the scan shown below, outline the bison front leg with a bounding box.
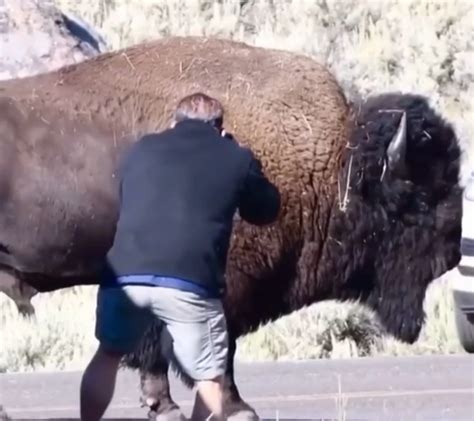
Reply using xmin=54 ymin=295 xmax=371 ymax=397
xmin=0 ymin=271 xmax=37 ymax=317
xmin=224 ymin=335 xmax=259 ymax=421
xmin=122 ymin=321 xmax=187 ymax=421
xmin=140 ymin=369 xmax=187 ymax=421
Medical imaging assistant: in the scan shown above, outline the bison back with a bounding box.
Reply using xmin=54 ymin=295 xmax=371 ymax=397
xmin=0 ymin=37 xmax=350 ymax=329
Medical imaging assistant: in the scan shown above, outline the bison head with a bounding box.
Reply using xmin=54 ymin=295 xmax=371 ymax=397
xmin=328 ymin=92 xmax=463 ymax=343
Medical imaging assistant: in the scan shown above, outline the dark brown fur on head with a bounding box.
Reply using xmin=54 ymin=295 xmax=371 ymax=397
xmin=322 ymin=92 xmax=462 ymax=342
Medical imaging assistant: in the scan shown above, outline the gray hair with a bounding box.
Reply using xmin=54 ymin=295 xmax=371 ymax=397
xmin=173 ymin=92 xmax=224 ymax=128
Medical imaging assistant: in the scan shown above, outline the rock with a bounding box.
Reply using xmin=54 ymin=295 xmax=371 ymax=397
xmin=0 ymin=0 xmax=108 ymax=80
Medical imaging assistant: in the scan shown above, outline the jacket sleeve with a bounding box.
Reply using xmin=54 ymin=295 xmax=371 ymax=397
xmin=237 ymin=151 xmax=281 ymax=226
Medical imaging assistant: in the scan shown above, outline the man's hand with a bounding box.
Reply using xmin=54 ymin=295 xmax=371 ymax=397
xmin=237 ymin=152 xmax=281 ymax=226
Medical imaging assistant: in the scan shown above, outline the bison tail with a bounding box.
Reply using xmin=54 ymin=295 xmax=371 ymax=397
xmin=0 ymin=247 xmax=15 ymax=269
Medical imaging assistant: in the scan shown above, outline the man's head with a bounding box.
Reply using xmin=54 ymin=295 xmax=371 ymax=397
xmin=172 ymin=92 xmax=224 ymax=131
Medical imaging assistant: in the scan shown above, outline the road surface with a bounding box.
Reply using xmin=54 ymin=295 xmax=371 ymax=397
xmin=1 ymin=354 xmax=473 ymax=420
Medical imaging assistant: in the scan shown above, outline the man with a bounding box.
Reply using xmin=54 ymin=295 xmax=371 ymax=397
xmin=80 ymin=92 xmax=281 ymax=421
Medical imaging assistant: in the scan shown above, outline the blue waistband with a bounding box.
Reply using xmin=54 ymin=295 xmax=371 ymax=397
xmin=101 ymin=274 xmax=219 ymax=298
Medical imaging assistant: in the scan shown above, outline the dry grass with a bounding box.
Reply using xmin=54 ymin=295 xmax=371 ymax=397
xmin=0 ymin=273 xmax=463 ymax=372
xmin=1 ymin=0 xmax=473 ymax=372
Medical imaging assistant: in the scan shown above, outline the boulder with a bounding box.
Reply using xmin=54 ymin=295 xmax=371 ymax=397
xmin=0 ymin=0 xmax=107 ymax=80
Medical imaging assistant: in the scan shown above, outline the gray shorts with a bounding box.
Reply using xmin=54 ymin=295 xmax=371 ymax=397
xmin=95 ymin=284 xmax=228 ymax=381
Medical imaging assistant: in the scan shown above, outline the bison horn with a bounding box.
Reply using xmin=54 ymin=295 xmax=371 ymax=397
xmin=387 ymin=111 xmax=407 ymax=177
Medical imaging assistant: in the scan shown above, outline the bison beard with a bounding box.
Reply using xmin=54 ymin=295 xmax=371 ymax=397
xmin=121 ymin=93 xmax=462 ymax=420
xmin=323 ymin=93 xmax=463 ymax=343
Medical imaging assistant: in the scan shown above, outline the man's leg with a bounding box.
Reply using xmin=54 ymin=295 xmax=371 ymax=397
xmin=80 ymin=285 xmax=153 ymax=421
xmin=80 ymin=345 xmax=123 ymax=421
xmin=192 ymin=376 xmax=225 ymax=421
xmin=151 ymin=287 xmax=229 ymax=421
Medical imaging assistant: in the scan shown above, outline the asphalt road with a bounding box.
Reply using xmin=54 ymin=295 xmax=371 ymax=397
xmin=1 ymin=354 xmax=473 ymax=420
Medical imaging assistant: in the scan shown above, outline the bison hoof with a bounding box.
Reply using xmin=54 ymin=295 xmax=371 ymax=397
xmin=17 ymin=303 xmax=35 ymax=318
xmin=226 ymin=402 xmax=260 ymax=421
xmin=149 ymin=406 xmax=187 ymax=421
xmin=227 ymin=410 xmax=260 ymax=421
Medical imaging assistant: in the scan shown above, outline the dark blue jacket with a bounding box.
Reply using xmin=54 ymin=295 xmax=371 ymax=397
xmin=103 ymin=119 xmax=281 ymax=297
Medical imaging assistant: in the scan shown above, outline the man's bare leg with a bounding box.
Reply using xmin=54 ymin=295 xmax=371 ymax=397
xmin=191 ymin=377 xmax=226 ymax=421
xmin=80 ymin=345 xmax=123 ymax=421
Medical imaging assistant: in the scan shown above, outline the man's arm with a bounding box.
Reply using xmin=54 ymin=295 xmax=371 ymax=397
xmin=237 ymin=151 xmax=281 ymax=226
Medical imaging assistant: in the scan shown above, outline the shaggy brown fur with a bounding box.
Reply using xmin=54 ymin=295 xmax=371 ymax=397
xmin=0 ymin=36 xmax=462 ymax=421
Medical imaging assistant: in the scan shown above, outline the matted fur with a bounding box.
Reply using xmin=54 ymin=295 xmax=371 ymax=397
xmin=0 ymin=37 xmax=463 ymax=419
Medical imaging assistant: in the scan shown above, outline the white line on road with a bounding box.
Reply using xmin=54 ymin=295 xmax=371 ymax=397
xmin=6 ymin=387 xmax=474 ymax=413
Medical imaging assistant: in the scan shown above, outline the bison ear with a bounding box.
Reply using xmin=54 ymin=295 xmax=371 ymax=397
xmin=386 ymin=111 xmax=407 ymax=177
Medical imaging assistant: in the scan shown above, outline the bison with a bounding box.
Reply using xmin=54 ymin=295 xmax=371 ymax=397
xmin=0 ymin=36 xmax=463 ymax=420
